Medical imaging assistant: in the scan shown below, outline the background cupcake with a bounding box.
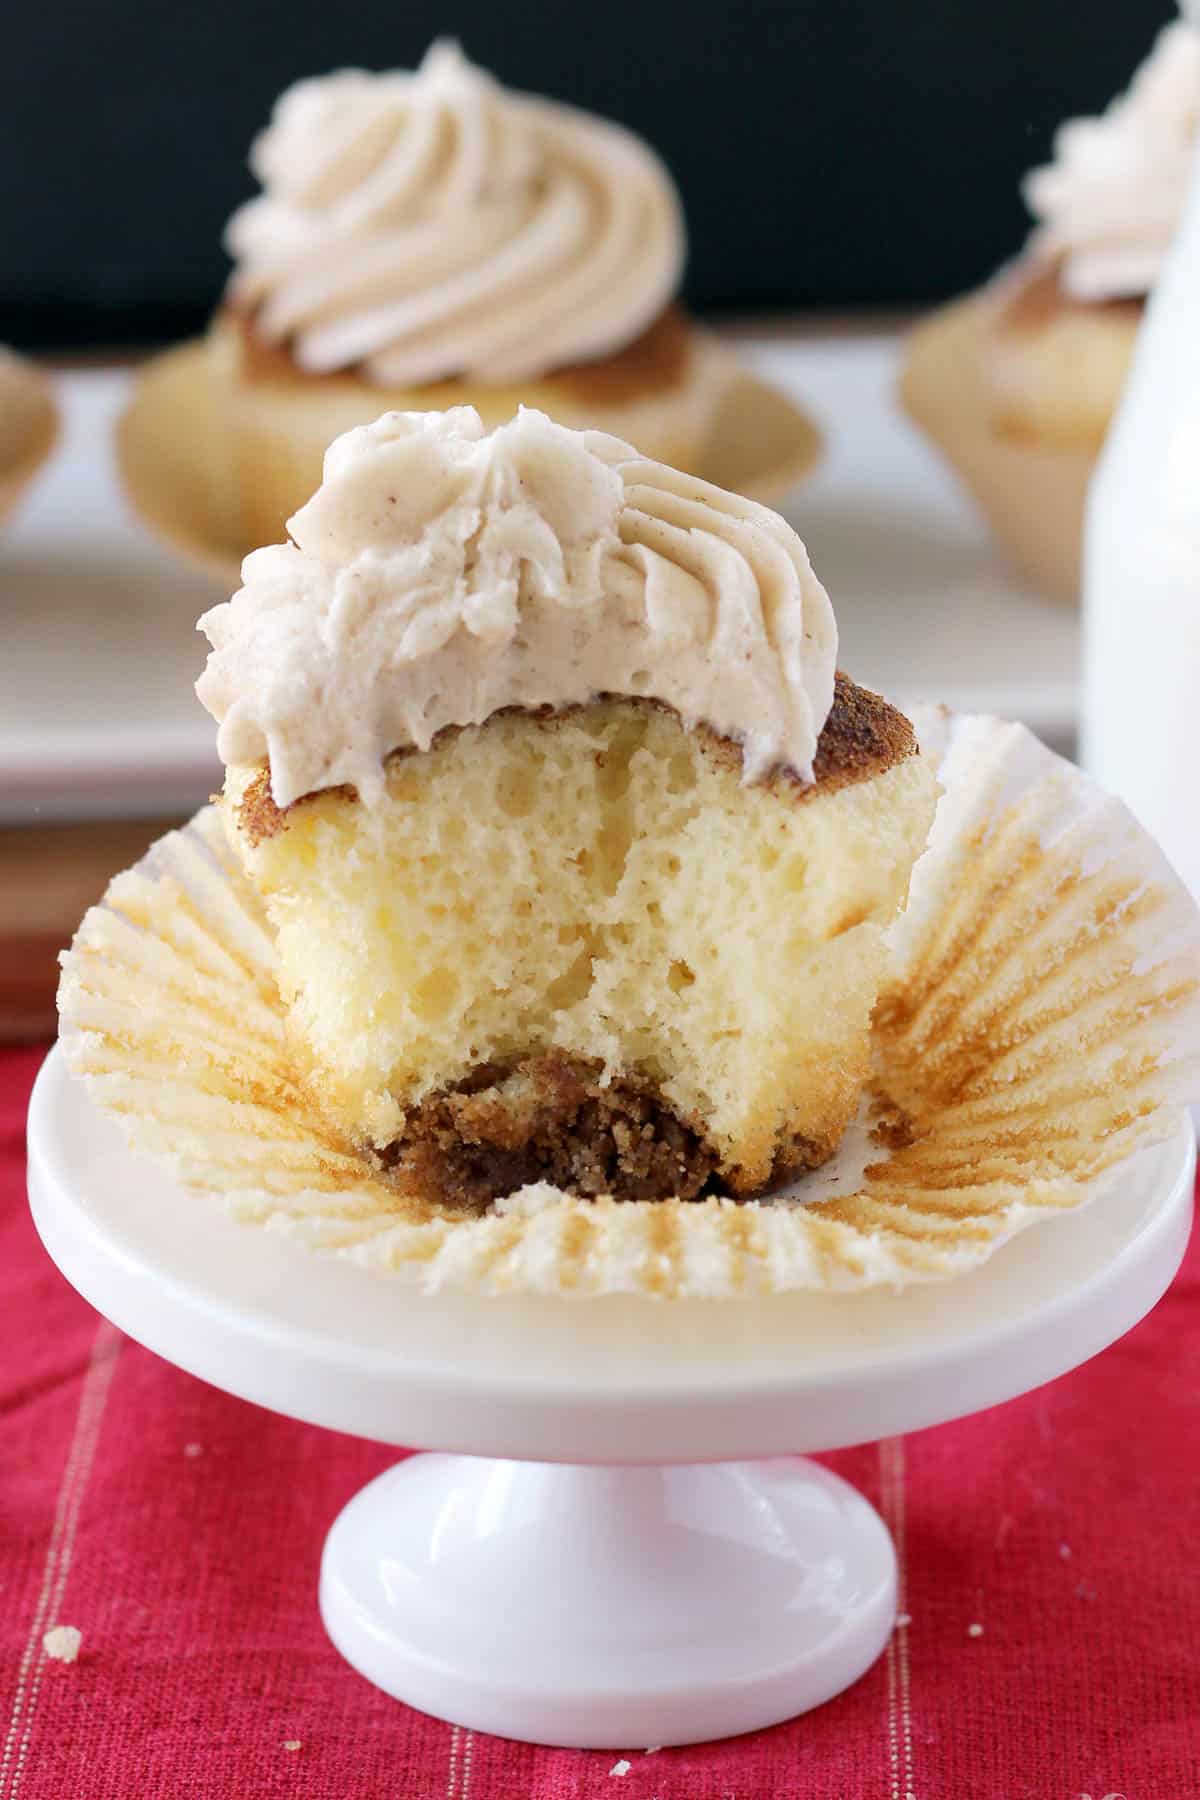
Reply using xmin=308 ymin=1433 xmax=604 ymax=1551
xmin=901 ymin=17 xmax=1200 ymax=602
xmin=207 ymin=41 xmax=745 ymax=550
xmin=0 ymin=346 xmax=57 ymax=528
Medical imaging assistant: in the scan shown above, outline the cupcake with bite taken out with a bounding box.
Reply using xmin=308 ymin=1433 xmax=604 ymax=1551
xmin=196 ymin=406 xmax=937 ymax=1208
xmin=901 ymin=17 xmax=1200 ymax=601
xmin=209 ymin=41 xmax=743 ymax=553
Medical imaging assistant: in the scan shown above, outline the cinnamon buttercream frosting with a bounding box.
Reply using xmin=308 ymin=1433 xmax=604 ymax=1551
xmin=196 ymin=407 xmax=838 ymax=807
xmin=1023 ymin=20 xmax=1200 ymax=302
xmin=224 ymin=41 xmax=685 ymax=386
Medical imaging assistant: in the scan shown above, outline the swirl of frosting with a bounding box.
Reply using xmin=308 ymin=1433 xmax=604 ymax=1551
xmin=197 ymin=408 xmax=837 ymax=808
xmin=1022 ymin=21 xmax=1200 ymax=302
xmin=224 ymin=41 xmax=685 ymax=386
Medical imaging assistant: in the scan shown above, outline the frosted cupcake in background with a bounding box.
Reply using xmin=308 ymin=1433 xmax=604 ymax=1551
xmin=210 ymin=42 xmax=747 ymax=551
xmin=0 ymin=346 xmax=57 ymax=528
xmin=901 ymin=18 xmax=1200 ymax=601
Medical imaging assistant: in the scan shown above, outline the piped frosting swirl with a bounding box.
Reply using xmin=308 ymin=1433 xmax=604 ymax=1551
xmin=224 ymin=41 xmax=685 ymax=386
xmin=196 ymin=407 xmax=837 ymax=807
xmin=1022 ymin=20 xmax=1200 ymax=302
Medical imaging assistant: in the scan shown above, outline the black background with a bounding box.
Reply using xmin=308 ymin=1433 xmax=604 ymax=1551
xmin=0 ymin=0 xmax=1175 ymax=348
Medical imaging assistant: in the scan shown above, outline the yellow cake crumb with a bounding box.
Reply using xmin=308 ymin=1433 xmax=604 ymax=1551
xmin=225 ymin=695 xmax=935 ymax=1197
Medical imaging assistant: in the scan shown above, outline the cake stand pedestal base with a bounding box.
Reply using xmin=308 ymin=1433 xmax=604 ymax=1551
xmin=320 ymin=1454 xmax=895 ymax=1748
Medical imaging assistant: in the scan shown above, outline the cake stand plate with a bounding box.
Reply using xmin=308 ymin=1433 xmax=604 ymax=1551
xmin=27 ymin=1049 xmax=1195 ymax=1747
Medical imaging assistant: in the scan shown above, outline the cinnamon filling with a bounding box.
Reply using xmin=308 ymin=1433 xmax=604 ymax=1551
xmin=376 ymin=1052 xmax=718 ymax=1210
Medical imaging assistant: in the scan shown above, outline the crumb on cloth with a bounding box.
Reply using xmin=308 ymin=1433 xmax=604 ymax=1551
xmin=610 ymin=1760 xmax=631 ymax=1777
xmin=282 ymin=1740 xmax=301 ymax=1752
xmin=43 ymin=1626 xmax=82 ymax=1663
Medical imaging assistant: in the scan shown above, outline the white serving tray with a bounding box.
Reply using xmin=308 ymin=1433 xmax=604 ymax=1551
xmin=0 ymin=337 xmax=1079 ymax=823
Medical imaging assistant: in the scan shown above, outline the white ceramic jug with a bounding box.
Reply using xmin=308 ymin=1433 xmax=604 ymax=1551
xmin=1081 ymin=111 xmax=1200 ymax=898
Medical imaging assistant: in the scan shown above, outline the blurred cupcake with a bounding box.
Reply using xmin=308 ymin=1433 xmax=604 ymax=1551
xmin=208 ymin=42 xmax=750 ymax=550
xmin=195 ymin=406 xmax=935 ymax=1206
xmin=901 ymin=19 xmax=1200 ymax=601
xmin=0 ymin=347 xmax=57 ymax=527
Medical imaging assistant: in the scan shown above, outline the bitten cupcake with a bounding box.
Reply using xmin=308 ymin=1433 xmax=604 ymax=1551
xmin=901 ymin=18 xmax=1200 ymax=601
xmin=209 ymin=42 xmax=744 ymax=552
xmin=195 ymin=407 xmax=937 ymax=1207
xmin=0 ymin=346 xmax=57 ymax=527
xmin=62 ymin=405 xmax=1200 ymax=1292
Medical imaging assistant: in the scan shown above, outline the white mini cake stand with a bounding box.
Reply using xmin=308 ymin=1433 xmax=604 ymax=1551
xmin=27 ymin=1048 xmax=1195 ymax=1749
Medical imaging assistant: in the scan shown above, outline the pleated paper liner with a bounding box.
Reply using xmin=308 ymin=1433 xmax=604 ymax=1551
xmin=0 ymin=357 xmax=57 ymax=530
xmin=899 ymin=293 xmax=1093 ymax=605
xmin=57 ymin=709 xmax=1200 ymax=1299
xmin=117 ymin=338 xmax=825 ymax=592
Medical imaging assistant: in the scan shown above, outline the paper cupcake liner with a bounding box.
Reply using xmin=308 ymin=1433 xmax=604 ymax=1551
xmin=58 ymin=711 xmax=1200 ymax=1298
xmin=899 ymin=294 xmax=1093 ymax=605
xmin=0 ymin=356 xmax=57 ymax=530
xmin=117 ymin=338 xmax=825 ymax=591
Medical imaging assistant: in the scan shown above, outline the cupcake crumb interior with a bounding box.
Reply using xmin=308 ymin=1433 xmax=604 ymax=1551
xmin=227 ymin=689 xmax=935 ymax=1204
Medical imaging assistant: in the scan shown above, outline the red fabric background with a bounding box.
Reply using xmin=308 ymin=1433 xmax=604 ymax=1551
xmin=2 ymin=1042 xmax=1197 ymax=1798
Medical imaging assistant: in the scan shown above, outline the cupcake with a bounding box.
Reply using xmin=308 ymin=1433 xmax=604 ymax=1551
xmin=209 ymin=42 xmax=743 ymax=553
xmin=901 ymin=18 xmax=1200 ymax=601
xmin=0 ymin=346 xmax=57 ymax=527
xmin=195 ymin=406 xmax=937 ymax=1207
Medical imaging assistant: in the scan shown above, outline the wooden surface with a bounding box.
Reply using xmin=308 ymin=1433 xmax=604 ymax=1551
xmin=0 ymin=817 xmax=180 ymax=1039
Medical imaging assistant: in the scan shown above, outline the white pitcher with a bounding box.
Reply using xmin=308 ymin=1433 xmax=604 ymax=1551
xmin=1081 ymin=110 xmax=1200 ymax=899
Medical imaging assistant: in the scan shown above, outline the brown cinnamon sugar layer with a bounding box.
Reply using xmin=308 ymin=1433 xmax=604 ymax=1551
xmin=219 ymin=300 xmax=692 ymax=405
xmin=374 ymin=1051 xmax=837 ymax=1210
xmin=378 ymin=1052 xmax=716 ymax=1209
xmin=993 ymin=261 xmax=1142 ymax=339
xmin=237 ymin=672 xmax=917 ymax=848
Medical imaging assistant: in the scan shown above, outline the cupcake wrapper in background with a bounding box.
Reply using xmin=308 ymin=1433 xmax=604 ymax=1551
xmin=117 ymin=336 xmax=825 ymax=591
xmin=0 ymin=355 xmax=58 ymax=529
xmin=57 ymin=709 xmax=1200 ymax=1299
xmin=899 ymin=294 xmax=1094 ymax=605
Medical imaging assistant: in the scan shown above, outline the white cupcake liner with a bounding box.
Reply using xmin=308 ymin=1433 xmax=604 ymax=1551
xmin=57 ymin=710 xmax=1200 ymax=1297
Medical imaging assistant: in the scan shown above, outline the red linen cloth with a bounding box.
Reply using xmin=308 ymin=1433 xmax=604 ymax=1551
xmin=2 ymin=1042 xmax=1197 ymax=1798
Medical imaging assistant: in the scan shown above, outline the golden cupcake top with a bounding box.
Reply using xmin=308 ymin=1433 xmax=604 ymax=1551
xmin=224 ymin=41 xmax=686 ymax=386
xmin=196 ymin=406 xmax=837 ymax=807
xmin=1022 ymin=19 xmax=1200 ymax=302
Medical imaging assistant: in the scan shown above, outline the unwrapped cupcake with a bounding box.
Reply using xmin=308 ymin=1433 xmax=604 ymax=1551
xmin=204 ymin=42 xmax=771 ymax=552
xmin=901 ymin=17 xmax=1200 ymax=601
